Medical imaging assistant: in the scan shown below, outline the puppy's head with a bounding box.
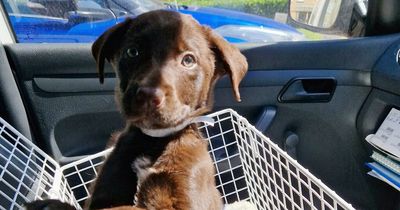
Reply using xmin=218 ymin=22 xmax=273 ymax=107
xmin=92 ymin=10 xmax=247 ymax=130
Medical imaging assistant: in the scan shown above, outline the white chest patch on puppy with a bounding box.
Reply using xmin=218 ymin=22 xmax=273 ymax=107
xmin=131 ymin=156 xmax=157 ymax=204
xmin=131 ymin=156 xmax=157 ymax=182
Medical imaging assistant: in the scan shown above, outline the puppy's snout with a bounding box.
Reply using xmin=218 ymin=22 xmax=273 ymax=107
xmin=136 ymin=87 xmax=165 ymax=108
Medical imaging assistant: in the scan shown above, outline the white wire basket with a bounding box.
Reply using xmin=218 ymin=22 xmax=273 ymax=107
xmin=0 ymin=109 xmax=355 ymax=210
xmin=0 ymin=119 xmax=78 ymax=210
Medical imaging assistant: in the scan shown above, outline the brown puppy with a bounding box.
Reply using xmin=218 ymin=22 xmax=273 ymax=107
xmin=88 ymin=10 xmax=248 ymax=210
xmin=24 ymin=10 xmax=247 ymax=210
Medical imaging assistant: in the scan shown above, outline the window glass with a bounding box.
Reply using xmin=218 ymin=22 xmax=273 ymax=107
xmin=1 ymin=0 xmax=356 ymax=43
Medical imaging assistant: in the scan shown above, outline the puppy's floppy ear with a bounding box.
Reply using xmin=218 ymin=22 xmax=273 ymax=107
xmin=204 ymin=26 xmax=248 ymax=102
xmin=92 ymin=18 xmax=133 ymax=83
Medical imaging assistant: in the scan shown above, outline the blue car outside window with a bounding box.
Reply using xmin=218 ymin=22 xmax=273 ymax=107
xmin=2 ymin=0 xmax=306 ymax=43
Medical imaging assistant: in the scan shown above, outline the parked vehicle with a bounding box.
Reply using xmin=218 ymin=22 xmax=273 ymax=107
xmin=4 ymin=0 xmax=304 ymax=43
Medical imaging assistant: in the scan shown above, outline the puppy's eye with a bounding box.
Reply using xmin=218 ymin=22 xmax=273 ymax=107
xmin=181 ymin=54 xmax=196 ymax=68
xmin=126 ymin=48 xmax=139 ymax=58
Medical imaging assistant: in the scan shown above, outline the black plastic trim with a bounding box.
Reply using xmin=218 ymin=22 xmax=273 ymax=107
xmin=34 ymin=77 xmax=115 ymax=93
xmin=32 ymin=70 xmax=369 ymax=93
xmin=0 ymin=45 xmax=31 ymax=139
xmin=4 ymin=34 xmax=398 ymax=81
xmin=372 ymin=36 xmax=400 ymax=95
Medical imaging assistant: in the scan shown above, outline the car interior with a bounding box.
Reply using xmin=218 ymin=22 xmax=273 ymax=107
xmin=0 ymin=0 xmax=399 ymax=209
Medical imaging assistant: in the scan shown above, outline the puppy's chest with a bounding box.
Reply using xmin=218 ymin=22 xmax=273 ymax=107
xmin=130 ymin=141 xmax=206 ymax=179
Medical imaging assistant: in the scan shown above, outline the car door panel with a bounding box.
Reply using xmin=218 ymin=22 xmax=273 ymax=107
xmin=241 ymin=34 xmax=399 ymax=70
xmin=358 ymin=36 xmax=400 ymax=139
xmin=3 ymin=34 xmax=400 ymax=209
xmin=0 ymin=45 xmax=31 ymax=140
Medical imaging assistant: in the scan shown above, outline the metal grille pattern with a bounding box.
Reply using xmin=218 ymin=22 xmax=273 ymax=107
xmin=0 ymin=109 xmax=354 ymax=210
xmin=60 ymin=149 xmax=111 ymax=207
xmin=0 ymin=119 xmax=78 ymax=210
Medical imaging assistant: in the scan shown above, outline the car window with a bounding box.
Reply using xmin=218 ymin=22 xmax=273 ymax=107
xmin=1 ymin=0 xmax=358 ymax=43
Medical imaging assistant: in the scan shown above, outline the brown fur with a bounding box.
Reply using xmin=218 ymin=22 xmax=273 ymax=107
xmin=88 ymin=10 xmax=248 ymax=210
xmin=28 ymin=10 xmax=247 ymax=210
xmin=96 ymin=128 xmax=222 ymax=210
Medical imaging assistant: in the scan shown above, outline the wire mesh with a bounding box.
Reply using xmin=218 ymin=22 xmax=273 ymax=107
xmin=0 ymin=118 xmax=78 ymax=210
xmin=60 ymin=149 xmax=111 ymax=207
xmin=0 ymin=109 xmax=354 ymax=210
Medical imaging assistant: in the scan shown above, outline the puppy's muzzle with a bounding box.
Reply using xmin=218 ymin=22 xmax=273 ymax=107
xmin=135 ymin=87 xmax=165 ymax=108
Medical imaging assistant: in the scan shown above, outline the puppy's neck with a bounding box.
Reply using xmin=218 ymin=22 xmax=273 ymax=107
xmin=140 ymin=116 xmax=215 ymax=138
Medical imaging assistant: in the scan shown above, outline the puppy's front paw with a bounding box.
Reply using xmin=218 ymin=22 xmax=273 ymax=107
xmin=24 ymin=199 xmax=76 ymax=210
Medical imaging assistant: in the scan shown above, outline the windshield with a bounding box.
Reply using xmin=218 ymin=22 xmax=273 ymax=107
xmin=2 ymin=0 xmax=353 ymax=43
xmin=105 ymin=0 xmax=164 ymax=15
xmin=134 ymin=0 xmax=164 ymax=10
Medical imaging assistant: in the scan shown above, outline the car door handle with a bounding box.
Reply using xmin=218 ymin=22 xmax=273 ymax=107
xmin=278 ymin=78 xmax=336 ymax=103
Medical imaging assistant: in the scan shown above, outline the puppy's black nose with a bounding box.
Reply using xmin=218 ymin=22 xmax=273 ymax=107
xmin=136 ymin=87 xmax=165 ymax=108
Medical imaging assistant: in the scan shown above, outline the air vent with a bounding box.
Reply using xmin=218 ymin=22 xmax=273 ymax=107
xmin=397 ymin=49 xmax=400 ymax=65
